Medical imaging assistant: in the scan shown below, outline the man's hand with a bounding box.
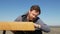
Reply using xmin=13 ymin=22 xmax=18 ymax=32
xmin=34 ymin=23 xmax=41 ymax=28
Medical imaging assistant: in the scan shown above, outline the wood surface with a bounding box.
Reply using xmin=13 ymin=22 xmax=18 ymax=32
xmin=0 ymin=22 xmax=35 ymax=31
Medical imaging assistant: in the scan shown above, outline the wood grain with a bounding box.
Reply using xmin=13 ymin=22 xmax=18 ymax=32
xmin=0 ymin=22 xmax=35 ymax=31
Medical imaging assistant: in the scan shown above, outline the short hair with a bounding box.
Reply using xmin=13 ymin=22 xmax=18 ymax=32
xmin=30 ymin=5 xmax=41 ymax=14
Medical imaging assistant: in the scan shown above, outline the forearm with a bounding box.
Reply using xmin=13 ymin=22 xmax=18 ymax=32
xmin=35 ymin=19 xmax=50 ymax=33
xmin=40 ymin=24 xmax=50 ymax=33
xmin=34 ymin=23 xmax=50 ymax=33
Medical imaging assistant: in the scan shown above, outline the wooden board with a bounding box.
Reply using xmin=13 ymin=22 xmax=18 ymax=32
xmin=0 ymin=22 xmax=35 ymax=31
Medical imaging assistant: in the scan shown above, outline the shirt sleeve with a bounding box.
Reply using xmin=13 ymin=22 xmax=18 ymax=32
xmin=36 ymin=19 xmax=50 ymax=33
xmin=14 ymin=16 xmax=22 ymax=22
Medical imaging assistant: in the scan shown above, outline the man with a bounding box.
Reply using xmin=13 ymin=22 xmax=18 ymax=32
xmin=12 ymin=5 xmax=50 ymax=34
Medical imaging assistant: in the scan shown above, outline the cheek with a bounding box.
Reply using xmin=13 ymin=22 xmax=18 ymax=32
xmin=30 ymin=14 xmax=35 ymax=19
xmin=30 ymin=14 xmax=33 ymax=17
xmin=29 ymin=13 xmax=33 ymax=18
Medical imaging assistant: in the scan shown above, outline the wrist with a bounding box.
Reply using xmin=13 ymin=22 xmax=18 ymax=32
xmin=38 ymin=25 xmax=41 ymax=28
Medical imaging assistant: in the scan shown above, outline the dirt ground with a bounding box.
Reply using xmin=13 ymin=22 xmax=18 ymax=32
xmin=43 ymin=27 xmax=60 ymax=34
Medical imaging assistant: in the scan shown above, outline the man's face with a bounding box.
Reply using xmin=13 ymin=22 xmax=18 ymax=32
xmin=28 ymin=10 xmax=39 ymax=20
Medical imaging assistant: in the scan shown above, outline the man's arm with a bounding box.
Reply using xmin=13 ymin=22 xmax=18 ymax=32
xmin=35 ymin=19 xmax=50 ymax=33
xmin=14 ymin=16 xmax=22 ymax=22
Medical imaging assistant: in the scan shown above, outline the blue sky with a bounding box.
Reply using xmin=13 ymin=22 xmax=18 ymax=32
xmin=0 ymin=0 xmax=60 ymax=26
